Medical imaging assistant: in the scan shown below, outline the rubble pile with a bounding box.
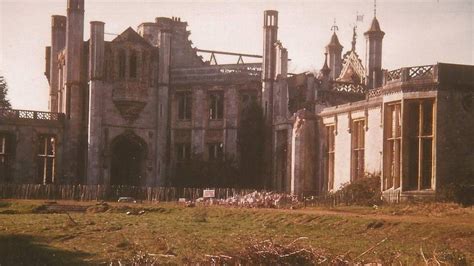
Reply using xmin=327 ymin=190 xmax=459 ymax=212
xmin=195 ymin=191 xmax=301 ymax=209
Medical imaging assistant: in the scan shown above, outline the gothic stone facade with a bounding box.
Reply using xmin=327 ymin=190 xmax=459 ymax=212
xmin=0 ymin=0 xmax=472 ymax=200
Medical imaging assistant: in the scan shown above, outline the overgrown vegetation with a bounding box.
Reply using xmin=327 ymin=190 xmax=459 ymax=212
xmin=0 ymin=75 xmax=12 ymax=109
xmin=437 ymin=175 xmax=474 ymax=207
xmin=171 ymin=99 xmax=265 ymax=189
xmin=335 ymin=173 xmax=383 ymax=206
xmin=0 ymin=200 xmax=472 ymax=265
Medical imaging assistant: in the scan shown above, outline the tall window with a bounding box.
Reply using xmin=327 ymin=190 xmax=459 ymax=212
xmin=176 ymin=143 xmax=191 ymax=162
xmin=384 ymin=103 xmax=401 ymax=190
xmin=37 ymin=135 xmax=56 ymax=184
xmin=209 ymin=92 xmax=224 ymax=120
xmin=0 ymin=134 xmax=12 ymax=182
xmin=129 ymin=50 xmax=137 ymax=78
xmin=208 ymin=143 xmax=224 ymax=161
xmin=351 ymin=119 xmax=365 ymax=181
xmin=406 ymin=99 xmax=434 ymax=190
xmin=177 ymin=92 xmax=192 ymax=120
xmin=118 ymin=49 xmax=126 ymax=79
xmin=325 ymin=125 xmax=335 ymax=191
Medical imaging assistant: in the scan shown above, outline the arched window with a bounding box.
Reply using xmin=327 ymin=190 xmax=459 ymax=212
xmin=118 ymin=49 xmax=126 ymax=78
xmin=129 ymin=50 xmax=137 ymax=78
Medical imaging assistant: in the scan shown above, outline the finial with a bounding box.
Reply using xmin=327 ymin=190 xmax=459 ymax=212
xmin=374 ymin=0 xmax=377 ymax=18
xmin=331 ymin=18 xmax=339 ymax=33
xmin=351 ymin=25 xmax=357 ymax=51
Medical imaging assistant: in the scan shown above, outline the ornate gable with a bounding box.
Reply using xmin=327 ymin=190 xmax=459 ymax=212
xmin=112 ymin=27 xmax=151 ymax=47
xmin=337 ymin=50 xmax=365 ymax=84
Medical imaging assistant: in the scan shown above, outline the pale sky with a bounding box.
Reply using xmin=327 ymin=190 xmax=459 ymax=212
xmin=0 ymin=0 xmax=472 ymax=111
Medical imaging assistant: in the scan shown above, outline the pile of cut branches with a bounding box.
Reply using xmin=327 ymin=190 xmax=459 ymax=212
xmin=205 ymin=237 xmax=350 ymax=265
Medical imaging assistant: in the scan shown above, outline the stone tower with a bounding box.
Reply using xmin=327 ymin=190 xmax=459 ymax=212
xmin=262 ymin=10 xmax=278 ymax=123
xmin=364 ymin=16 xmax=385 ymax=89
xmin=64 ymin=0 xmax=86 ymax=181
xmin=86 ymin=21 xmax=105 ymax=184
xmin=262 ymin=10 xmax=278 ymax=188
xmin=155 ymin=17 xmax=173 ymax=185
xmin=325 ymin=32 xmax=343 ymax=80
xmin=49 ymin=15 xmax=66 ymax=113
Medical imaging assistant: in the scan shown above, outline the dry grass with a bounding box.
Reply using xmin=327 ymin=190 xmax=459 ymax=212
xmin=0 ymin=200 xmax=472 ymax=265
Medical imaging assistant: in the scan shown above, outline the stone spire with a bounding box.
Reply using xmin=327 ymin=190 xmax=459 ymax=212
xmin=325 ymin=19 xmax=343 ymax=80
xmin=351 ymin=26 xmax=357 ymax=51
xmin=364 ymin=1 xmax=385 ymax=89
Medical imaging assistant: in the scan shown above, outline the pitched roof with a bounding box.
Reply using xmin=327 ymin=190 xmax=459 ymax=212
xmin=327 ymin=32 xmax=342 ymax=48
xmin=365 ymin=17 xmax=385 ymax=35
xmin=112 ymin=27 xmax=151 ymax=47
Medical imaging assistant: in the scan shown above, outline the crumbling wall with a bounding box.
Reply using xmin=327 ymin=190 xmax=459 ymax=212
xmin=290 ymin=110 xmax=317 ymax=195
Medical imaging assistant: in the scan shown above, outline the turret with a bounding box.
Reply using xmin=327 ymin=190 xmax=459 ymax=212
xmin=325 ymin=32 xmax=343 ymax=81
xmin=321 ymin=52 xmax=331 ymax=79
xmin=50 ymin=15 xmax=66 ymax=112
xmin=364 ymin=17 xmax=385 ymax=89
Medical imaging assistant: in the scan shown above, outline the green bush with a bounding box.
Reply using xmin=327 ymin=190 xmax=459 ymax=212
xmin=438 ymin=182 xmax=474 ymax=207
xmin=336 ymin=173 xmax=382 ymax=206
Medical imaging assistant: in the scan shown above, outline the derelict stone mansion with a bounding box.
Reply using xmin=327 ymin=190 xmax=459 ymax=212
xmin=0 ymin=0 xmax=472 ymax=200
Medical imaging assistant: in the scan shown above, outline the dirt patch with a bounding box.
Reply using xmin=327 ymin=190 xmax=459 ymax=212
xmin=366 ymin=220 xmax=385 ymax=229
xmin=86 ymin=202 xmax=110 ymax=213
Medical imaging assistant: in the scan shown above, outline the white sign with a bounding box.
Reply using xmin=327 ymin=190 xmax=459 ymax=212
xmin=203 ymin=189 xmax=215 ymax=198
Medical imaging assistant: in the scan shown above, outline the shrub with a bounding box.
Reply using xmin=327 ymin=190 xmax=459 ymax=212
xmin=336 ymin=173 xmax=382 ymax=206
xmin=438 ymin=182 xmax=474 ymax=207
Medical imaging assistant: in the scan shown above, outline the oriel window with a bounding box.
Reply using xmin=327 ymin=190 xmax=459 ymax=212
xmin=37 ymin=135 xmax=56 ymax=184
xmin=118 ymin=49 xmax=126 ymax=79
xmin=129 ymin=50 xmax=137 ymax=78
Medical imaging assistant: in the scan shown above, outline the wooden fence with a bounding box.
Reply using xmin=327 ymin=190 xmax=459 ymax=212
xmin=0 ymin=184 xmax=257 ymax=202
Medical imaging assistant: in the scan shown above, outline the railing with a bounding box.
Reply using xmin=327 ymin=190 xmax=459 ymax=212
xmin=171 ymin=63 xmax=262 ymax=84
xmin=384 ymin=64 xmax=436 ymax=83
xmin=0 ymin=109 xmax=64 ymax=122
xmin=331 ymin=81 xmax=366 ymax=94
xmin=0 ymin=184 xmax=260 ymax=202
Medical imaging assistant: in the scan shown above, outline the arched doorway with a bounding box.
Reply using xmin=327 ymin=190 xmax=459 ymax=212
xmin=110 ymin=132 xmax=147 ymax=186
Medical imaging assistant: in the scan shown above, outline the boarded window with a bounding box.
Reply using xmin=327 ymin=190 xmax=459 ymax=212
xmin=118 ymin=49 xmax=126 ymax=78
xmin=129 ymin=50 xmax=137 ymax=78
xmin=405 ymin=99 xmax=434 ymax=190
xmin=325 ymin=125 xmax=335 ymax=190
xmin=208 ymin=142 xmax=224 ymax=161
xmin=177 ymin=92 xmax=192 ymax=120
xmin=37 ymin=135 xmax=56 ymax=184
xmin=383 ymin=103 xmax=401 ymax=190
xmin=351 ymin=119 xmax=365 ymax=181
xmin=0 ymin=133 xmax=14 ymax=182
xmin=209 ymin=92 xmax=224 ymax=120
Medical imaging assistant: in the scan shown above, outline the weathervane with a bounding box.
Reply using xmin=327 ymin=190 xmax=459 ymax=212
xmin=331 ymin=18 xmax=339 ymax=32
xmin=374 ymin=0 xmax=377 ymax=17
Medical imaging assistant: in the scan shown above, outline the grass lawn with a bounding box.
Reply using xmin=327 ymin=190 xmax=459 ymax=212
xmin=0 ymin=200 xmax=472 ymax=265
